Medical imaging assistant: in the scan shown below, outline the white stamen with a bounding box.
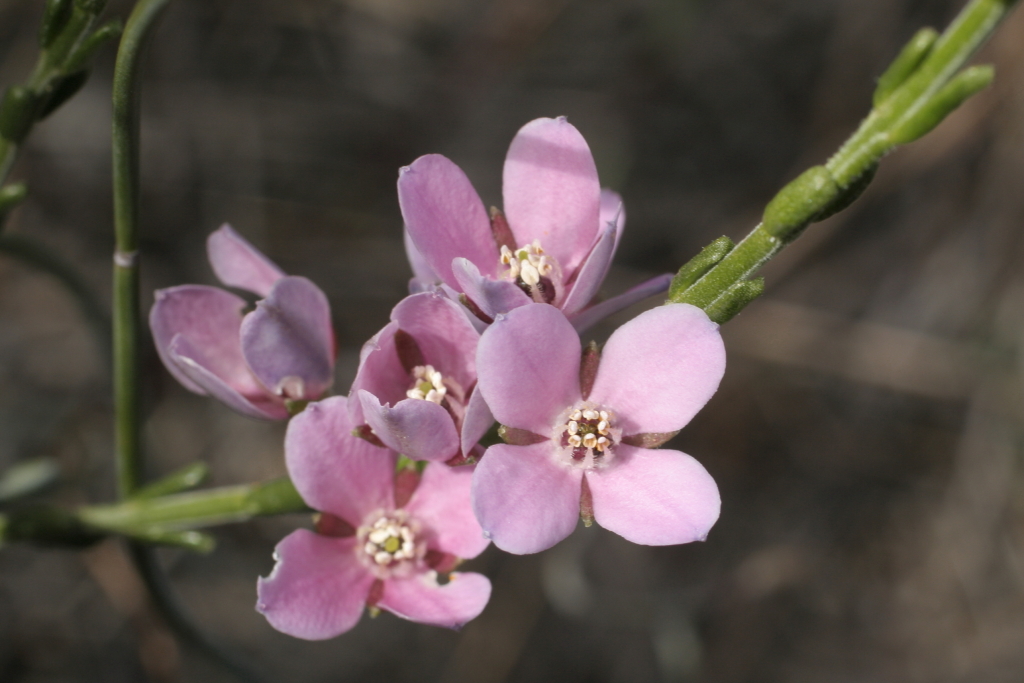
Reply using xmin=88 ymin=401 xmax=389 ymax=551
xmin=568 ymin=434 xmax=582 ymax=448
xmin=583 ymin=409 xmax=599 ymax=421
xmin=520 ymin=260 xmax=540 ymax=286
xmin=570 ymin=410 xmax=582 ymax=421
xmin=597 ymin=420 xmax=609 ymax=434
xmin=567 ymin=421 xmax=579 ymax=435
xmin=582 ymin=433 xmax=597 ymax=449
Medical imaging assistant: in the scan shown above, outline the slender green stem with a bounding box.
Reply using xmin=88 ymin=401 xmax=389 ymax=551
xmin=0 ymin=234 xmax=111 ymax=355
xmin=79 ymin=478 xmax=308 ymax=533
xmin=0 ymin=139 xmax=15 ymax=185
xmin=670 ymin=0 xmax=1017 ymax=321
xmin=112 ymin=0 xmax=170 ymax=499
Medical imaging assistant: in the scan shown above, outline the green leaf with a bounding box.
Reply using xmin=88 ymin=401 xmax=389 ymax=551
xmin=890 ymin=64 xmax=995 ymax=145
xmin=667 ymin=236 xmax=734 ymax=302
xmin=874 ymin=27 xmax=939 ymax=106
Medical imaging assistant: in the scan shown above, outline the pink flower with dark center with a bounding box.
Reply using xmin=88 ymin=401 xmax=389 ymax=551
xmin=257 ymin=396 xmax=491 ymax=639
xmin=399 ymin=117 xmax=671 ymax=330
xmin=150 ymin=224 xmax=334 ymax=420
xmin=350 ymin=291 xmax=493 ymax=463
xmin=472 ymin=303 xmax=724 ymax=554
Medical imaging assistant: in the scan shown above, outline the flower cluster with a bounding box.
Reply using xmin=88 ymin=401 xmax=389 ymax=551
xmin=150 ymin=117 xmax=725 ymax=639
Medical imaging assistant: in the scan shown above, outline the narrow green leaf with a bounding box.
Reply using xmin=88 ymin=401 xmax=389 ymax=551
xmin=39 ymin=0 xmax=74 ymax=48
xmin=874 ymin=27 xmax=939 ymax=106
xmin=890 ymin=64 xmax=995 ymax=144
xmin=761 ymin=166 xmax=839 ymax=240
xmin=704 ymin=278 xmax=765 ymax=324
xmin=133 ymin=462 xmax=210 ymax=499
xmin=667 ymin=236 xmax=734 ymax=302
xmin=0 ymin=87 xmax=39 ymax=143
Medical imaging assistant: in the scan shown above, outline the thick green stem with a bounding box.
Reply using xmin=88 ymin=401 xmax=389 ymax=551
xmin=671 ymin=0 xmax=1016 ymax=320
xmin=111 ymin=0 xmax=170 ymax=498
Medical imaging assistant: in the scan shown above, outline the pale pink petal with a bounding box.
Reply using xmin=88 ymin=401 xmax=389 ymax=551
xmin=398 ymin=155 xmax=497 ymax=290
xmin=285 ymin=395 xmax=396 ymax=522
xmin=406 ymin=462 xmax=489 ymax=559
xmin=404 ymin=227 xmax=440 ymax=293
xmin=349 ymin=322 xmax=409 ymax=423
xmin=588 ymin=303 xmax=725 ymax=434
xmin=207 ymin=224 xmax=285 ymax=298
xmin=588 ymin=446 xmax=720 ymax=545
xmin=378 ymin=571 xmax=491 ymax=629
xmin=150 ymin=285 xmax=285 ymax=419
xmin=568 ymin=273 xmax=673 ymax=334
xmin=502 ymin=117 xmax=601 ymax=274
xmin=471 ymin=443 xmax=582 ymax=554
xmin=256 ymin=530 xmax=373 ymax=640
xmin=150 ymin=285 xmax=233 ymax=395
xmin=391 ymin=292 xmax=480 ymax=393
xmin=476 ymin=304 xmax=581 ymax=435
xmin=358 ymin=391 xmax=459 ymax=463
xmin=461 ymin=387 xmax=494 ymax=457
xmin=451 ymin=258 xmax=532 ymax=319
xmin=560 ymin=220 xmax=617 ymax=316
xmin=599 ymin=189 xmax=626 ymax=253
xmin=240 ymin=276 xmax=334 ymax=401
xmin=168 ymin=336 xmax=287 ymax=420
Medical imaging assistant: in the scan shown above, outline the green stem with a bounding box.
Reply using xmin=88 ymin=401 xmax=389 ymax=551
xmin=0 ymin=139 xmax=15 ymax=185
xmin=112 ymin=0 xmax=170 ymax=499
xmin=0 ymin=234 xmax=111 ymax=355
xmin=79 ymin=478 xmax=308 ymax=533
xmin=671 ymin=0 xmax=1017 ymax=321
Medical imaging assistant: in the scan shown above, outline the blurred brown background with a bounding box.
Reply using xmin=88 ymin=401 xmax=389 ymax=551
xmin=2 ymin=0 xmax=1024 ymax=680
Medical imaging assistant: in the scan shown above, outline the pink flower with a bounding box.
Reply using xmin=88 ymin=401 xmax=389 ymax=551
xmin=257 ymin=396 xmax=491 ymax=639
xmin=398 ymin=117 xmax=671 ymax=329
xmin=472 ymin=303 xmax=724 ymax=554
xmin=150 ymin=225 xmax=334 ymax=420
xmin=350 ymin=291 xmax=493 ymax=463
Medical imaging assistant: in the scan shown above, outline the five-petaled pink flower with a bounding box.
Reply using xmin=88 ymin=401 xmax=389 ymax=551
xmin=350 ymin=291 xmax=493 ymax=463
xmin=150 ymin=225 xmax=334 ymax=420
xmin=472 ymin=303 xmax=724 ymax=554
xmin=257 ymin=396 xmax=491 ymax=639
xmin=399 ymin=117 xmax=671 ymax=331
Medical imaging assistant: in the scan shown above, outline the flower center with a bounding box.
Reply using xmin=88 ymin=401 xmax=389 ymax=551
xmin=556 ymin=404 xmax=620 ymax=469
xmin=358 ymin=512 xmax=421 ymax=573
xmin=406 ymin=365 xmax=447 ymax=404
xmin=500 ymin=241 xmax=560 ymax=304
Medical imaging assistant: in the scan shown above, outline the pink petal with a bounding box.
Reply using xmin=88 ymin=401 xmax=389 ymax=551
xmin=150 ymin=285 xmax=285 ymax=418
xmin=568 ymin=273 xmax=673 ymax=334
xmin=560 ymin=220 xmax=617 ymax=316
xmin=285 ymin=396 xmax=397 ymax=523
xmin=398 ymin=155 xmax=497 ymax=290
xmin=451 ymin=258 xmax=532 ymax=319
xmin=502 ymin=117 xmax=601 ymax=274
xmin=168 ymin=335 xmax=287 ymax=420
xmin=587 ymin=446 xmax=720 ymax=545
xmin=358 ymin=391 xmax=459 ymax=463
xmin=404 ymin=227 xmax=440 ymax=293
xmin=461 ymin=387 xmax=494 ymax=457
xmin=471 ymin=442 xmax=582 ymax=554
xmin=349 ymin=322 xmax=410 ymax=423
xmin=391 ymin=292 xmax=481 ymax=394
xmin=378 ymin=571 xmax=491 ymax=629
xmin=476 ymin=304 xmax=581 ymax=435
xmin=587 ymin=304 xmax=725 ymax=434
xmin=240 ymin=276 xmax=334 ymax=401
xmin=256 ymin=530 xmax=374 ymax=640
xmin=207 ymin=224 xmax=285 ymax=298
xmin=599 ymin=189 xmax=626 ymax=253
xmin=406 ymin=462 xmax=489 ymax=559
